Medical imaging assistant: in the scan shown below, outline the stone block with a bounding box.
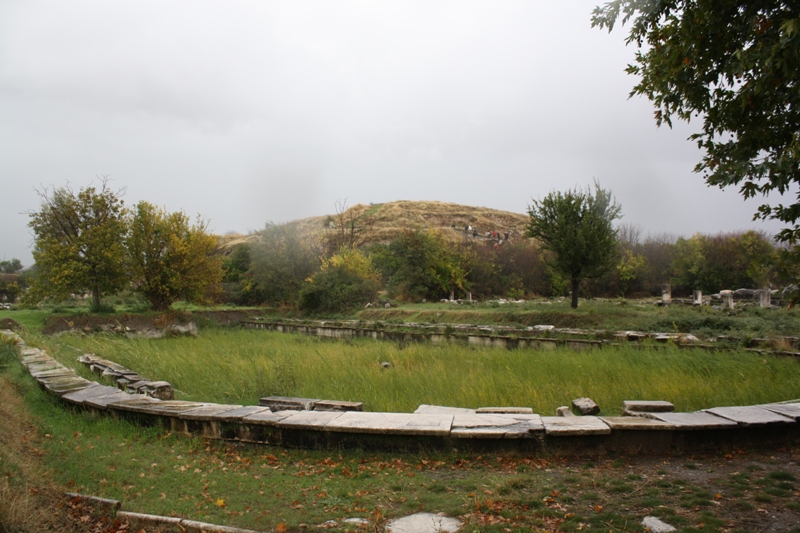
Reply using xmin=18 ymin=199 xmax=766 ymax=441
xmin=572 ymin=398 xmax=600 ymax=415
xmin=541 ymin=416 xmax=611 ymax=436
xmin=29 ymin=368 xmax=76 ymax=379
xmin=103 ymin=396 xmax=164 ymax=413
xmin=241 ymin=410 xmax=294 ymax=426
xmin=27 ymin=362 xmax=64 ymax=373
xmin=703 ymin=406 xmax=795 ymax=427
xmin=556 ymin=406 xmax=575 ymax=417
xmin=146 ymin=381 xmax=174 ymax=400
xmin=720 ymin=290 xmax=735 ymax=309
xmin=61 ymin=384 xmax=118 ymax=405
xmin=622 ymin=400 xmax=675 ymax=415
xmin=760 ymin=402 xmax=800 ymax=421
xmin=326 ymin=412 xmax=453 ymax=436
xmin=20 ymin=355 xmax=53 ymax=364
xmin=65 ymin=492 xmax=121 ymax=511
xmin=113 ymin=400 xmax=209 ymax=416
xmin=82 ymin=391 xmax=133 ymax=409
xmin=180 ymin=404 xmax=244 ymax=421
xmin=450 ymin=424 xmax=534 ymax=439
xmin=41 ymin=377 xmax=94 ymax=394
xmin=258 ymin=396 xmax=319 ymax=411
xmin=476 ymin=407 xmax=533 ymax=415
xmin=115 ymin=512 xmax=183 ymax=528
xmin=276 ymin=410 xmax=344 ymax=430
xmin=313 ymin=400 xmax=364 ymax=412
xmin=600 ymin=417 xmax=676 ymax=430
xmin=645 ymin=411 xmax=738 ymax=429
xmin=386 ymin=512 xmax=461 ymax=533
xmin=213 ymin=405 xmax=271 ymax=422
xmin=179 ymin=519 xmax=264 ymax=533
xmin=453 ymin=413 xmax=527 ymax=428
xmin=415 ymin=404 xmax=475 ymax=415
xmin=451 ymin=413 xmax=543 ymax=439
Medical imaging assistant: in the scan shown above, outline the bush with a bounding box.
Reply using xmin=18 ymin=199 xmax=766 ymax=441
xmin=299 ymin=249 xmax=380 ymax=314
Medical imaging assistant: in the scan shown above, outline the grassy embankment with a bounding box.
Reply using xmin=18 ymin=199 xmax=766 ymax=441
xmin=2 ymin=340 xmax=800 ymax=533
xmin=357 ymin=299 xmax=800 ymax=340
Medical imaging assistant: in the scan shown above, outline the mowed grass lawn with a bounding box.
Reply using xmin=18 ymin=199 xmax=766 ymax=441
xmin=30 ymin=328 xmax=800 ymax=415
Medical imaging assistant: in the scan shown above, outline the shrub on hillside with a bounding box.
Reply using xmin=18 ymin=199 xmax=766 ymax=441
xmin=299 ymin=249 xmax=380 ymax=314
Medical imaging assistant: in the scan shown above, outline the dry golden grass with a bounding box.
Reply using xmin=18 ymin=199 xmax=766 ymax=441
xmin=216 ymin=200 xmax=531 ymax=253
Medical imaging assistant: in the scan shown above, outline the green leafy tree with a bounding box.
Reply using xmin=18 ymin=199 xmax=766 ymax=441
xmin=126 ymin=202 xmax=223 ymax=311
xmin=373 ymin=229 xmax=468 ymax=301
xmin=26 ymin=181 xmax=128 ymax=310
xmin=670 ymin=230 xmax=777 ymax=293
xmin=526 ymin=183 xmax=622 ymax=308
xmin=592 ymin=1 xmax=800 ymax=245
xmin=247 ymin=223 xmax=318 ymax=306
xmin=299 ymin=248 xmax=381 ymax=313
xmin=0 ymin=259 xmax=23 ymax=274
xmin=0 ymin=275 xmax=23 ymax=303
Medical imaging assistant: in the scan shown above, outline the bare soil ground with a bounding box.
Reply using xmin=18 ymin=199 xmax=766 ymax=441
xmin=41 ymin=309 xmax=261 ymax=335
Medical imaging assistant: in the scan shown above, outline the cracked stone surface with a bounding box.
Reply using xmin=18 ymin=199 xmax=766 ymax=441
xmin=386 ymin=513 xmax=461 ymax=533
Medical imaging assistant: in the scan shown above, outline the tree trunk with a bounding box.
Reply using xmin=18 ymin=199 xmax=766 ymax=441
xmin=571 ymin=278 xmax=580 ymax=309
xmin=92 ymin=285 xmax=101 ymax=311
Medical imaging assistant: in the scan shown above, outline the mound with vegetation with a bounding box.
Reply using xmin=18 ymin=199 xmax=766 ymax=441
xmin=217 ymin=200 xmax=531 ymax=253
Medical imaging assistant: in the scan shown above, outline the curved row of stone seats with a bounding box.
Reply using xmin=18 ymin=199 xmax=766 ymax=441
xmin=77 ymin=353 xmax=174 ymax=400
xmin=3 ymin=329 xmax=799 ymax=454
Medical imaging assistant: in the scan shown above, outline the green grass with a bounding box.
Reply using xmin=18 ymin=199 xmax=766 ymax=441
xmin=27 ymin=328 xmax=800 ymax=414
xmin=3 ymin=340 xmax=800 ymax=532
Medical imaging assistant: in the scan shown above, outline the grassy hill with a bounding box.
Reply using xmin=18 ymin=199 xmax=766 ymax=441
xmin=217 ymin=200 xmax=531 ymax=253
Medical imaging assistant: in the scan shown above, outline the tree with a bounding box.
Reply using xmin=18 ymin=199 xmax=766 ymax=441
xmin=27 ymin=180 xmax=128 ymax=310
xmin=592 ymin=1 xmax=800 ymax=245
xmin=0 ymin=258 xmax=23 ymax=274
xmin=247 ymin=222 xmax=319 ymax=306
xmin=321 ymin=199 xmax=376 ymax=255
xmin=126 ymin=201 xmax=223 ymax=311
xmin=670 ymin=230 xmax=777 ymax=293
xmin=372 ymin=229 xmax=468 ymax=301
xmin=526 ymin=183 xmax=621 ymax=308
xmin=299 ymin=248 xmax=381 ymax=313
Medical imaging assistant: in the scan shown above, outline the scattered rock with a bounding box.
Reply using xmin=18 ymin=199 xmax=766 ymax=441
xmin=343 ymin=518 xmax=369 ymax=525
xmin=572 ymin=397 xmax=600 ymax=416
xmin=556 ymin=406 xmax=575 ymax=417
xmin=642 ymin=516 xmax=676 ymax=532
xmin=386 ymin=513 xmax=461 ymax=533
xmin=380 ymin=361 xmax=391 ymax=369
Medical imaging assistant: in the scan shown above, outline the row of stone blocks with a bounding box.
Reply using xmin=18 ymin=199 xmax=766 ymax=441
xmin=65 ymin=493 xmax=264 ymax=533
xmin=77 ymin=353 xmax=174 ymax=400
xmin=241 ymin=319 xmax=800 ymax=356
xmin=3 ymin=329 xmax=800 ymax=454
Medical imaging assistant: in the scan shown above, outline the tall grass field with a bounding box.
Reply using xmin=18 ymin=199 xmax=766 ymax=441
xmin=32 ymin=329 xmax=800 ymax=415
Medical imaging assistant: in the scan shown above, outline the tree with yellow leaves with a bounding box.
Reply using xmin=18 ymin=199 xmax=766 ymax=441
xmin=126 ymin=202 xmax=223 ymax=311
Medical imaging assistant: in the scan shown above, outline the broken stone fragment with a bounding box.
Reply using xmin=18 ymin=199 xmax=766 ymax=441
xmin=572 ymin=397 xmax=600 ymax=416
xmin=147 ymin=381 xmax=174 ymax=400
xmin=556 ymin=406 xmax=575 ymax=417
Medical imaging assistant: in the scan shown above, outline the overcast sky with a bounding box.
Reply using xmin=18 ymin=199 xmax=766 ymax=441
xmin=0 ymin=1 xmax=789 ymax=265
